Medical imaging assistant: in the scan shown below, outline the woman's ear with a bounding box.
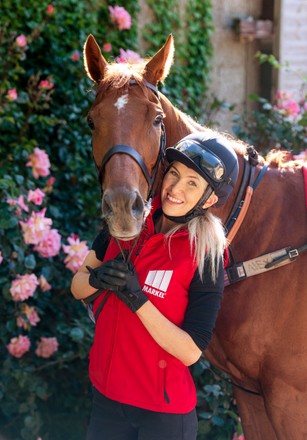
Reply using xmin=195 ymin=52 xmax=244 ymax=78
xmin=202 ymin=193 xmax=218 ymax=209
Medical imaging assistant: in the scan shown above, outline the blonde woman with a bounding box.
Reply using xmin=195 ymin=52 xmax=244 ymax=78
xmin=71 ymin=132 xmax=239 ymax=440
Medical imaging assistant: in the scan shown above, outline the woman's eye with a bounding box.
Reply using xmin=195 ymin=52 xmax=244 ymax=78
xmin=188 ymin=181 xmax=197 ymax=187
xmin=87 ymin=116 xmax=95 ymax=130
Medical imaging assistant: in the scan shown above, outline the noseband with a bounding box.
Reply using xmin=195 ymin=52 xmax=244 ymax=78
xmin=98 ymin=80 xmax=166 ymax=201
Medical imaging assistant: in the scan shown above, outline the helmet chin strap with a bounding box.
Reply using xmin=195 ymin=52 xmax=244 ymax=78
xmin=163 ymin=186 xmax=213 ymax=224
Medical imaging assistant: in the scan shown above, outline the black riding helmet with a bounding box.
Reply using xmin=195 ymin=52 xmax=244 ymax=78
xmin=163 ymin=132 xmax=239 ymax=223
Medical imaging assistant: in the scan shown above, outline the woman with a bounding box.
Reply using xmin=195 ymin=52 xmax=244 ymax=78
xmin=71 ymin=132 xmax=239 ymax=440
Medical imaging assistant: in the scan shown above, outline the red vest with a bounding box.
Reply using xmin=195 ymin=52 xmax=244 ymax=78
xmin=89 ymin=198 xmax=198 ymax=413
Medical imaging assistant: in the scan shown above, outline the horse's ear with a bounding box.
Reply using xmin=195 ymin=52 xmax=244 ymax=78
xmin=143 ymin=34 xmax=174 ymax=85
xmin=83 ymin=34 xmax=107 ymax=83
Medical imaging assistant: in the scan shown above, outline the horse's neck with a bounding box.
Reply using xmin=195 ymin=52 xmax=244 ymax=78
xmin=160 ymin=93 xmax=217 ymax=147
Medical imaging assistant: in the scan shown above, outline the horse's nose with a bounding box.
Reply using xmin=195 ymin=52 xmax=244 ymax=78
xmin=102 ymin=188 xmax=144 ymax=220
xmin=131 ymin=191 xmax=144 ymax=218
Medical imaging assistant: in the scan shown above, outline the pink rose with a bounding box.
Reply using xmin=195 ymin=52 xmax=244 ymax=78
xmin=0 ymin=250 xmax=3 ymax=264
xmin=103 ymin=43 xmax=112 ymax=52
xmin=47 ymin=176 xmax=55 ymax=185
xmin=17 ymin=195 xmax=29 ymax=212
xmin=46 ymin=4 xmax=54 ymax=14
xmin=7 ymin=335 xmax=31 ymax=358
xmin=27 ymin=188 xmax=45 ymax=205
xmin=44 ymin=176 xmax=55 ymax=194
xmin=62 ymin=233 xmax=89 ymax=273
xmin=35 ymin=337 xmax=58 ymax=358
xmin=26 ymin=147 xmax=51 ymax=179
xmin=39 ymin=274 xmax=52 ymax=291
xmin=15 ymin=34 xmax=27 ymax=48
xmin=71 ymin=51 xmax=80 ymax=61
xmin=38 ymin=79 xmax=54 ymax=90
xmin=20 ymin=209 xmax=52 ymax=245
xmin=7 ymin=88 xmax=18 ymax=101
xmin=34 ymin=228 xmax=61 ymax=258
xmin=233 ymin=435 xmax=244 ymax=440
xmin=116 ymin=48 xmax=142 ymax=64
xmin=283 ymin=100 xmax=300 ymax=116
xmin=10 ymin=273 xmax=39 ymax=301
xmin=7 ymin=195 xmax=28 ymax=215
xmin=109 ymin=5 xmax=132 ymax=31
xmin=17 ymin=304 xmax=40 ymax=329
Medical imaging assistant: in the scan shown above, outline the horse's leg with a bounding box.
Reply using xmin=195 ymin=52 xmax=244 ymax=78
xmin=233 ymin=388 xmax=277 ymax=440
xmin=262 ymin=380 xmax=307 ymax=440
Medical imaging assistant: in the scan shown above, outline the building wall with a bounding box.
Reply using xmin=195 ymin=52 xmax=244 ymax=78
xmin=275 ymin=0 xmax=307 ymax=99
xmin=210 ymin=0 xmax=263 ymax=131
xmin=138 ymin=1 xmax=306 ymax=131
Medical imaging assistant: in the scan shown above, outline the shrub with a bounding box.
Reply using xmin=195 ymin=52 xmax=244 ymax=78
xmin=0 ymin=1 xmax=240 ymax=439
xmin=0 ymin=1 xmax=138 ymax=438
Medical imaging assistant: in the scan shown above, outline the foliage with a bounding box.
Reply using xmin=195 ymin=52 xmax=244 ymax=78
xmin=0 ymin=1 xmax=239 ymax=439
xmin=232 ymin=54 xmax=307 ymax=155
xmin=192 ymin=358 xmax=242 ymax=440
xmin=143 ymin=0 xmax=214 ymax=119
xmin=0 ymin=1 xmax=139 ymax=439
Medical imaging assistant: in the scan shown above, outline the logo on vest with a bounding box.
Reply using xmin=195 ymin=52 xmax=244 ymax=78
xmin=143 ymin=270 xmax=173 ymax=299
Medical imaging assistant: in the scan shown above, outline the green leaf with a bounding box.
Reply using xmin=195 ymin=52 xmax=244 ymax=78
xmin=24 ymin=254 xmax=36 ymax=269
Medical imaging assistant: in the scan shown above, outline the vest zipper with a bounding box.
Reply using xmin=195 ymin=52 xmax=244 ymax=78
xmin=164 ymin=389 xmax=170 ymax=404
xmin=104 ymin=297 xmax=119 ymax=391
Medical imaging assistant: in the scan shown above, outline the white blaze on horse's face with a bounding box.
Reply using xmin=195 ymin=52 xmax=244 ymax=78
xmin=114 ymin=94 xmax=129 ymax=111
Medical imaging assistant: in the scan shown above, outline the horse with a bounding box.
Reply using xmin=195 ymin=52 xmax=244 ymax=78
xmin=83 ymin=34 xmax=307 ymax=439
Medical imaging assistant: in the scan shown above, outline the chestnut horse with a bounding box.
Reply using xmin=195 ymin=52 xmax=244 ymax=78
xmin=83 ymin=34 xmax=307 ymax=439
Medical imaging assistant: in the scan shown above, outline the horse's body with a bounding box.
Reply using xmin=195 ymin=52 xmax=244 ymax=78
xmin=84 ymin=34 xmax=307 ymax=439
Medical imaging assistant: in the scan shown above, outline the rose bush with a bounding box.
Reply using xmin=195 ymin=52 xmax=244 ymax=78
xmin=1 ymin=1 xmax=242 ymax=439
xmin=232 ymin=89 xmax=307 ymax=154
xmin=0 ymin=1 xmax=139 ymax=439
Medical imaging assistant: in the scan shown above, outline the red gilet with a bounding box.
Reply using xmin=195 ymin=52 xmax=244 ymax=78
xmin=89 ymin=197 xmax=198 ymax=414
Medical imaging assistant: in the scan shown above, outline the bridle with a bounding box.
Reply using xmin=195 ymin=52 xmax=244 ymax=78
xmin=98 ymin=79 xmax=166 ymax=202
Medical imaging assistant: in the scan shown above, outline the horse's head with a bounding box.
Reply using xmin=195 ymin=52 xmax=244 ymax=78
xmin=83 ymin=34 xmax=174 ymax=240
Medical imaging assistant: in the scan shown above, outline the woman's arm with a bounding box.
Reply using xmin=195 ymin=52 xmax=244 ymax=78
xmin=71 ymin=228 xmax=110 ymax=300
xmin=136 ymin=260 xmax=224 ymax=367
xmin=136 ymin=302 xmax=202 ymax=366
xmin=71 ymin=250 xmax=102 ymax=300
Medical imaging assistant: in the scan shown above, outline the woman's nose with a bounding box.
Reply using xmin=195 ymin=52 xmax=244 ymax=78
xmin=171 ymin=179 xmax=184 ymax=192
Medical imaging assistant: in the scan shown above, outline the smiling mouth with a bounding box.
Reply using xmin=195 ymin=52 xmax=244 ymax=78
xmin=167 ymin=193 xmax=183 ymax=204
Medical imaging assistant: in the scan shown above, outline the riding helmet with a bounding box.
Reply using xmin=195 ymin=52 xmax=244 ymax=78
xmin=165 ymin=132 xmax=239 ymax=207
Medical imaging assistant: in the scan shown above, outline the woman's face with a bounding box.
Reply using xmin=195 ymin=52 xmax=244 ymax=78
xmin=161 ymin=161 xmax=209 ymax=217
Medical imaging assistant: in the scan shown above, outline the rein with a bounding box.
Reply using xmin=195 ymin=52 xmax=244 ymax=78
xmin=98 ymin=80 xmax=166 ymax=201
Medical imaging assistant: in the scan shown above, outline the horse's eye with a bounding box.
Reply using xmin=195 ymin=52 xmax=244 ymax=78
xmin=153 ymin=114 xmax=163 ymax=126
xmin=87 ymin=116 xmax=95 ymax=130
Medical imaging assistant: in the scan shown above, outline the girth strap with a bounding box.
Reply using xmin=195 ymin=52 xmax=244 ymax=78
xmin=224 ymin=243 xmax=307 ymax=286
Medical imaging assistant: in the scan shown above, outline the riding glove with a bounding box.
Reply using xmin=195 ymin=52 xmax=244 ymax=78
xmin=86 ymin=258 xmax=128 ymax=293
xmin=87 ymin=259 xmax=148 ymax=313
xmin=113 ymin=261 xmax=148 ymax=312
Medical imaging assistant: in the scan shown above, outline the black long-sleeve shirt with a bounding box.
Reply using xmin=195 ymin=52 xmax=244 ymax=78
xmin=91 ymin=228 xmax=224 ymax=352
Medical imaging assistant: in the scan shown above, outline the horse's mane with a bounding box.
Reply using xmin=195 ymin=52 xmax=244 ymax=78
xmin=265 ymin=149 xmax=303 ymax=170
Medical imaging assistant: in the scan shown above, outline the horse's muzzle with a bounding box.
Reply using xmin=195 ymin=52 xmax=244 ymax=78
xmin=102 ymin=187 xmax=145 ymax=240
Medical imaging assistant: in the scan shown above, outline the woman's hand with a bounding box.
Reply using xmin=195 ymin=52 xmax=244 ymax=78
xmin=91 ymin=259 xmax=148 ymax=313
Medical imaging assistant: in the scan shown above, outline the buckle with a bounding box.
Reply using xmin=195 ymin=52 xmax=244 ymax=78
xmin=288 ymin=249 xmax=299 ymax=260
xmin=226 ymin=264 xmax=246 ymax=283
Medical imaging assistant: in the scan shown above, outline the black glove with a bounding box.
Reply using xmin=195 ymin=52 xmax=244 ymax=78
xmin=113 ymin=262 xmax=149 ymax=313
xmin=86 ymin=258 xmax=128 ymax=293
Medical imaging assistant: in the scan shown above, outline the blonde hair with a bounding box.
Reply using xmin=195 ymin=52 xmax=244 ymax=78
xmin=165 ymin=211 xmax=226 ymax=282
